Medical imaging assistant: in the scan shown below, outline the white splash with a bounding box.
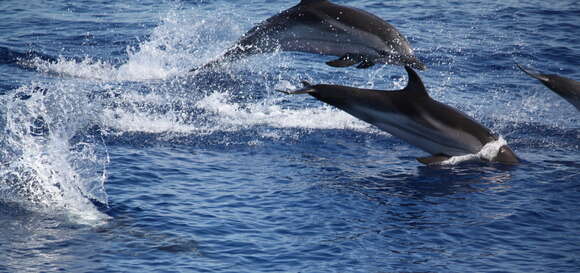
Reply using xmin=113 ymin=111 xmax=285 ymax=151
xmin=98 ymin=89 xmax=371 ymax=141
xmin=31 ymin=56 xmax=118 ymax=80
xmin=440 ymin=136 xmax=509 ymax=165
xmin=28 ymin=5 xmax=242 ymax=82
xmin=196 ymin=91 xmax=370 ymax=131
xmin=0 ymin=84 xmax=110 ymax=226
xmin=274 ymin=80 xmax=296 ymax=91
xmin=101 ymin=107 xmax=207 ymax=135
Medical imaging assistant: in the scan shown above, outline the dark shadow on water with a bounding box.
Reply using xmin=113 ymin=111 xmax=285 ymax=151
xmin=329 ymin=159 xmax=518 ymax=201
xmin=96 ymin=200 xmax=202 ymax=255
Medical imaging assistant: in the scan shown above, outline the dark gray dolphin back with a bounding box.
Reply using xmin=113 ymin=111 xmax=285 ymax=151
xmin=299 ymin=0 xmax=328 ymax=4
xmin=517 ymin=64 xmax=580 ymax=110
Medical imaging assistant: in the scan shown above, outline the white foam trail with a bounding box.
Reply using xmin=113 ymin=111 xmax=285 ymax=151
xmin=101 ymin=108 xmax=206 ymax=135
xmin=30 ymin=47 xmax=184 ymax=82
xmin=98 ymin=88 xmax=371 ymax=138
xmin=196 ymin=91 xmax=370 ymax=131
xmin=440 ymin=136 xmax=509 ymax=165
xmin=30 ymin=5 xmax=242 ymax=81
xmin=98 ymin=90 xmax=213 ymax=135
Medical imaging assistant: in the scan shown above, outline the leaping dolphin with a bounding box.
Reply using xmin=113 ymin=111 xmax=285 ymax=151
xmin=277 ymin=66 xmax=519 ymax=165
xmin=191 ymin=0 xmax=425 ymax=72
xmin=516 ymin=64 xmax=580 ymax=111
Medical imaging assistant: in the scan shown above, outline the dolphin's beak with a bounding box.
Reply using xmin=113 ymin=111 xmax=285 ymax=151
xmin=494 ymin=145 xmax=519 ymax=165
xmin=516 ymin=63 xmax=550 ymax=83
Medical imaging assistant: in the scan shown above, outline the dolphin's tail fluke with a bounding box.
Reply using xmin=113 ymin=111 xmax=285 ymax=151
xmin=276 ymin=81 xmax=315 ymax=94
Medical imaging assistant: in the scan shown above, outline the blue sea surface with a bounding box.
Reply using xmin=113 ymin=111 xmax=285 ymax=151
xmin=1 ymin=0 xmax=579 ymax=272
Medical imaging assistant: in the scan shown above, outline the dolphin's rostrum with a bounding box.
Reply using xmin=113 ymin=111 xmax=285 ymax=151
xmin=192 ymin=0 xmax=425 ymax=72
xmin=516 ymin=63 xmax=580 ymax=111
xmin=278 ymin=66 xmax=519 ymax=165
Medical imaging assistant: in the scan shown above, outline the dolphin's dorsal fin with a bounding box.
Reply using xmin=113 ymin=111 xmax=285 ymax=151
xmin=403 ymin=66 xmax=428 ymax=97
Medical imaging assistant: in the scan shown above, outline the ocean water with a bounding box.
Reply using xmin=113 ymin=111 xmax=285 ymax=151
xmin=1 ymin=0 xmax=579 ymax=272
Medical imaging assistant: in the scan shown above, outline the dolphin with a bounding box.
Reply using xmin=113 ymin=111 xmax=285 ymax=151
xmin=191 ymin=0 xmax=425 ymax=72
xmin=277 ymin=66 xmax=519 ymax=165
xmin=516 ymin=64 xmax=580 ymax=111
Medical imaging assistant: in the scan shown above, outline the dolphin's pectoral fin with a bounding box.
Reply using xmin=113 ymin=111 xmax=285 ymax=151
xmin=276 ymin=81 xmax=315 ymax=95
xmin=326 ymin=53 xmax=363 ymax=67
xmin=327 ymin=53 xmax=375 ymax=69
xmin=326 ymin=58 xmax=357 ymax=67
xmin=416 ymin=154 xmax=451 ymax=165
xmin=356 ymin=59 xmax=375 ymax=69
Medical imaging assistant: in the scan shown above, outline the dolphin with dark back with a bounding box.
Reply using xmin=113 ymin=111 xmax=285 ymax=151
xmin=191 ymin=0 xmax=425 ymax=72
xmin=277 ymin=66 xmax=519 ymax=165
xmin=516 ymin=64 xmax=580 ymax=111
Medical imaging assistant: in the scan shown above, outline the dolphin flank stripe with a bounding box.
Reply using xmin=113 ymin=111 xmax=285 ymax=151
xmin=347 ymin=105 xmax=475 ymax=154
xmin=371 ymin=111 xmax=478 ymax=155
